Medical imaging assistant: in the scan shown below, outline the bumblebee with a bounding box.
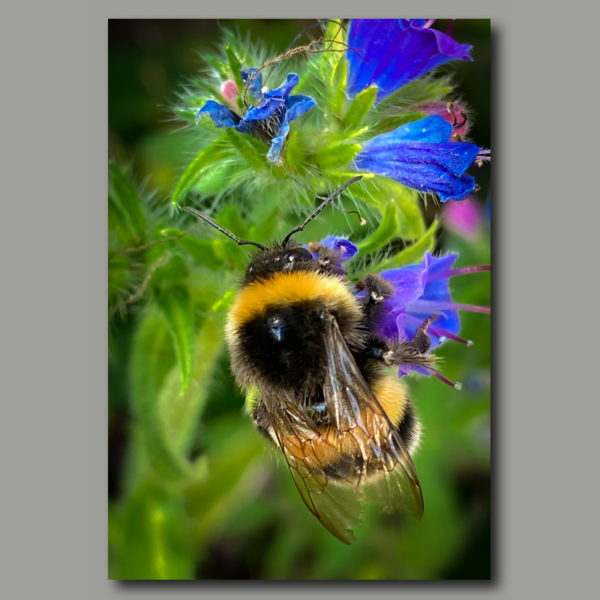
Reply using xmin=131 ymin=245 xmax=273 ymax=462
xmin=183 ymin=176 xmax=437 ymax=544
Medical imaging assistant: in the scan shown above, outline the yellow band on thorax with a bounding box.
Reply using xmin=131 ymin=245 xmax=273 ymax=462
xmin=228 ymin=270 xmax=357 ymax=328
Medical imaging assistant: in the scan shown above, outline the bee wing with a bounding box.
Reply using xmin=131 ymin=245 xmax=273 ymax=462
xmin=321 ymin=314 xmax=424 ymax=520
xmin=266 ymin=397 xmax=363 ymax=545
xmin=263 ymin=314 xmax=423 ymax=545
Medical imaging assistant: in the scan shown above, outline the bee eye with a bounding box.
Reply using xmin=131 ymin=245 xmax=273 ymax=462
xmin=269 ymin=317 xmax=284 ymax=341
xmin=284 ymin=248 xmax=313 ymax=263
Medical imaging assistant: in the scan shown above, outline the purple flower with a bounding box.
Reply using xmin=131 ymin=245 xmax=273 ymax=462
xmin=353 ymin=115 xmax=490 ymax=201
xmin=346 ymin=19 xmax=472 ymax=102
xmin=376 ymin=251 xmax=490 ymax=385
xmin=196 ymin=69 xmax=316 ymax=165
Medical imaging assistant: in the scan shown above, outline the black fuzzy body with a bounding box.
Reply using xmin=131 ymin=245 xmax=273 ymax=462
xmin=228 ymin=241 xmax=421 ymax=464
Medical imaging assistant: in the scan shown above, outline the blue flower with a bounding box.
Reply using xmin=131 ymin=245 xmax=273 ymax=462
xmin=353 ymin=115 xmax=487 ymax=201
xmin=346 ymin=19 xmax=472 ymax=102
xmin=196 ymin=69 xmax=316 ymax=165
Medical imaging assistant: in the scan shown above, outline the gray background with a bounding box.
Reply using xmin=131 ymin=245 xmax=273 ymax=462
xmin=2 ymin=0 xmax=597 ymax=598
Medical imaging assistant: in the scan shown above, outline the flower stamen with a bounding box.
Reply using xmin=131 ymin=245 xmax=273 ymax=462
xmin=427 ymin=265 xmax=490 ymax=281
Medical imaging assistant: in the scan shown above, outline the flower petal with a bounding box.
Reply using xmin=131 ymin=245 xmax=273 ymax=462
xmin=364 ymin=115 xmax=453 ymax=145
xmin=379 ymin=254 xmax=429 ymax=309
xmin=240 ymin=67 xmax=264 ymax=103
xmin=266 ymin=118 xmax=289 ymax=164
xmin=353 ymin=116 xmax=481 ymax=201
xmin=347 ymin=19 xmax=472 ymax=102
xmin=197 ymin=100 xmax=241 ymax=128
xmin=285 ymin=94 xmax=316 ymax=122
xmin=346 ymin=19 xmax=402 ymax=98
xmin=264 ymin=72 xmax=299 ymax=101
xmin=319 ymin=237 xmax=359 ymax=262
xmin=244 ymin=98 xmax=284 ymax=121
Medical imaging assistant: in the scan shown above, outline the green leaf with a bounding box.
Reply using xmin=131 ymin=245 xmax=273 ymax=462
xmin=349 ymin=177 xmax=425 ymax=240
xmin=108 ymin=192 xmax=136 ymax=247
xmin=171 ymin=135 xmax=230 ymax=206
xmin=368 ymin=111 xmax=427 ymax=137
xmin=331 ymin=58 xmax=348 ymax=115
xmin=216 ymin=205 xmax=246 ymax=238
xmin=184 ymin=416 xmax=265 ymax=540
xmin=151 ymin=252 xmax=190 ymax=289
xmin=154 ymin=285 xmax=195 ymax=395
xmin=109 ymin=161 xmax=147 ymax=243
xmin=225 ymin=45 xmax=245 ymax=112
xmin=345 ymin=86 xmax=377 ymax=128
xmin=158 ymin=310 xmax=227 ymax=453
xmin=395 ymin=185 xmax=425 ymax=240
xmin=226 ymin=129 xmax=267 ymax=170
xmin=213 ymin=238 xmax=247 ymax=271
xmin=317 ymin=143 xmax=362 ymax=170
xmin=130 ymin=309 xmax=189 ymax=482
xmin=203 ymin=55 xmax=229 ymax=81
xmin=357 ymin=201 xmax=398 ymax=254
xmin=115 ymin=479 xmax=195 ymax=580
xmin=108 ymin=253 xmax=129 ymax=303
xmin=285 ymin=129 xmax=306 ymax=171
xmin=374 ymin=76 xmax=452 ymax=115
xmin=177 ymin=237 xmax=225 ymax=271
xmin=320 ymin=19 xmax=346 ymax=94
xmin=376 ymin=219 xmax=439 ymax=271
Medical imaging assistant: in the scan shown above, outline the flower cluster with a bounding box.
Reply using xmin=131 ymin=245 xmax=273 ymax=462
xmin=188 ymin=18 xmax=489 ymax=203
xmin=316 ymin=237 xmax=490 ymax=386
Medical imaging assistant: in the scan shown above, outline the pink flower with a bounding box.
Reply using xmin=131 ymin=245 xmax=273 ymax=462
xmin=443 ymin=196 xmax=484 ymax=239
xmin=220 ymin=79 xmax=239 ymax=107
xmin=418 ymin=102 xmax=469 ymax=140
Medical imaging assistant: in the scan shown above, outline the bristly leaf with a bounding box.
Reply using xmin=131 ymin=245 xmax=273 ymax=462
xmin=317 ymin=143 xmax=362 ymax=170
xmin=109 ymin=161 xmax=147 ymax=243
xmin=373 ymin=76 xmax=453 ymax=116
xmin=116 ymin=479 xmax=195 ymax=580
xmin=367 ymin=111 xmax=427 ymax=137
xmin=172 ymin=135 xmax=231 ymax=207
xmin=154 ymin=281 xmax=195 ymax=395
xmin=160 ymin=228 xmax=227 ymax=272
xmin=226 ymin=129 xmax=268 ymax=171
xmin=130 ymin=309 xmax=190 ymax=482
xmin=331 ymin=58 xmax=348 ymax=116
xmin=376 ymin=219 xmax=439 ymax=271
xmin=225 ymin=45 xmax=245 ymax=112
xmin=160 ymin=309 xmax=227 ymax=453
xmin=357 ymin=200 xmax=398 ymax=254
xmin=345 ymin=86 xmax=377 ymax=128
xmin=395 ymin=185 xmax=425 ymax=240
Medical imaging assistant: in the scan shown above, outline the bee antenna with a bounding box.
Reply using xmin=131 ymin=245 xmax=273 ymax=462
xmin=181 ymin=207 xmax=267 ymax=250
xmin=282 ymin=175 xmax=363 ymax=247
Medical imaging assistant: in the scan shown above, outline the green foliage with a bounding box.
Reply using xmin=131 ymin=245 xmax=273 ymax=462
xmin=172 ymin=136 xmax=231 ymax=206
xmin=345 ymin=86 xmax=378 ymax=128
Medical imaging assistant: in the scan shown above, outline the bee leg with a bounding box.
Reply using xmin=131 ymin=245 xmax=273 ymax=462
xmin=362 ymin=316 xmax=438 ymax=371
xmin=250 ymin=398 xmax=278 ymax=445
xmin=307 ymin=242 xmax=346 ymax=277
xmin=382 ymin=316 xmax=438 ymax=370
xmin=355 ymin=273 xmax=394 ymax=321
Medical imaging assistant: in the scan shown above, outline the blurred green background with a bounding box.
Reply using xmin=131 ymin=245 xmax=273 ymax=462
xmin=109 ymin=19 xmax=491 ymax=580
